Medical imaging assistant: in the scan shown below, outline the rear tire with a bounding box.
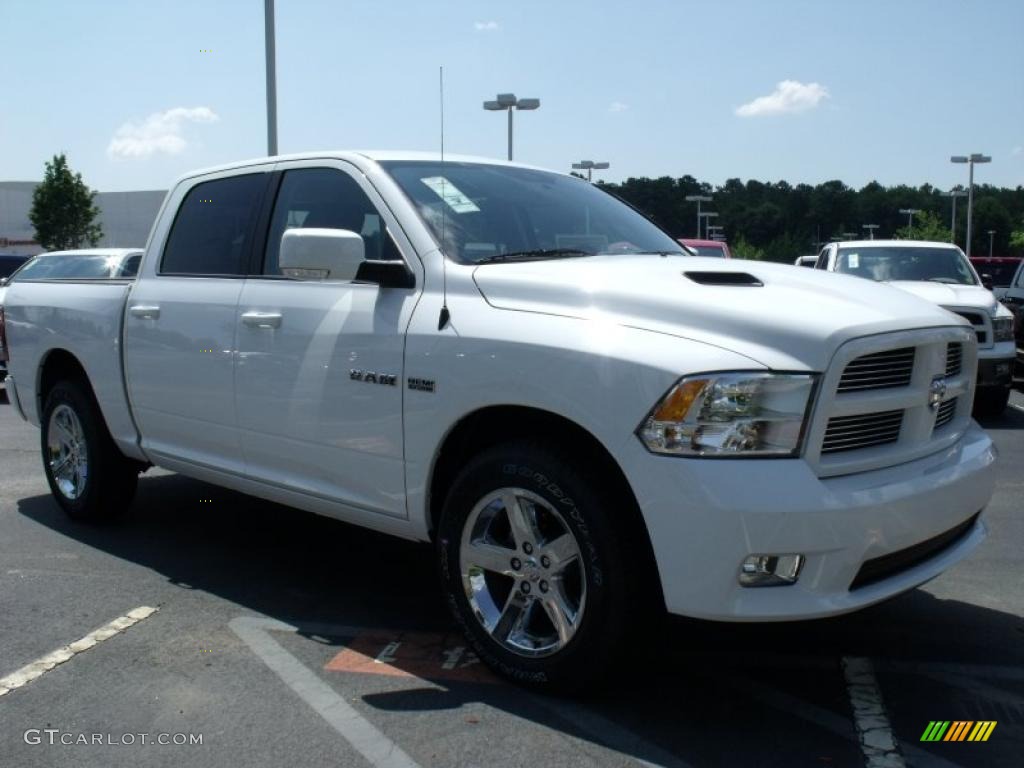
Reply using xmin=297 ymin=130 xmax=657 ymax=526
xmin=437 ymin=440 xmax=641 ymax=691
xmin=41 ymin=379 xmax=138 ymax=522
xmin=972 ymin=386 xmax=1010 ymax=419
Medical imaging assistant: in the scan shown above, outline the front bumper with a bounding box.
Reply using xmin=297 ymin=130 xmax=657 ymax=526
xmin=624 ymin=421 xmax=996 ymax=621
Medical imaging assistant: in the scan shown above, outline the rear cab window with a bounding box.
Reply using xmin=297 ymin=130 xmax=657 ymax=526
xmin=161 ymin=174 xmax=267 ymax=276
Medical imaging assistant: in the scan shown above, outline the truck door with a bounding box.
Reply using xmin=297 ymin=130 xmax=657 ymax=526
xmin=234 ymin=161 xmax=420 ymax=518
xmin=124 ymin=169 xmax=272 ymax=474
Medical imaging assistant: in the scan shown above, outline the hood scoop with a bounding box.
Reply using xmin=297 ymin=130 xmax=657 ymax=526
xmin=683 ymin=271 xmax=763 ymax=287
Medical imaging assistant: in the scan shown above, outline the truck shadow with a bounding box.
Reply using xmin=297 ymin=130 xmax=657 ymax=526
xmin=16 ymin=475 xmax=1024 ymax=768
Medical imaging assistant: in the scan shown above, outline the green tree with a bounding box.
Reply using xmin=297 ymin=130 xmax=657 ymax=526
xmin=730 ymin=235 xmax=765 ymax=260
xmin=894 ymin=210 xmax=950 ymax=242
xmin=29 ymin=153 xmax=103 ymax=250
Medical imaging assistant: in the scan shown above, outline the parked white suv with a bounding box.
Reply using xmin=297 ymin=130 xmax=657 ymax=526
xmin=816 ymin=240 xmax=1016 ymax=416
xmin=2 ymin=154 xmax=996 ymax=689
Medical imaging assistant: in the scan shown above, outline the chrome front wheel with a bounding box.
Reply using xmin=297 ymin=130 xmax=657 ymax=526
xmin=459 ymin=487 xmax=586 ymax=658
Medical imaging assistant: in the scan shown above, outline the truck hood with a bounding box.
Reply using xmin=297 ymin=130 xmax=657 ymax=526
xmin=472 ymin=255 xmax=967 ymax=371
xmin=886 ymin=281 xmax=998 ymax=315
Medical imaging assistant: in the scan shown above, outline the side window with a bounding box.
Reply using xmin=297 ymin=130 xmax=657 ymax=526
xmin=815 ymin=247 xmax=830 ymax=270
xmin=263 ymin=167 xmax=401 ymax=276
xmin=161 ymin=174 xmax=265 ymax=276
xmin=1016 ymin=262 xmax=1024 ymax=288
xmin=119 ymin=253 xmax=142 ymax=277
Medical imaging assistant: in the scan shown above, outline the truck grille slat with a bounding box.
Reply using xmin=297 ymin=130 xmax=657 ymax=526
xmin=934 ymin=398 xmax=958 ymax=430
xmin=822 ymin=409 xmax=904 ymax=453
xmin=837 ymin=348 xmax=915 ymax=392
xmin=945 ymin=343 xmax=962 ymax=377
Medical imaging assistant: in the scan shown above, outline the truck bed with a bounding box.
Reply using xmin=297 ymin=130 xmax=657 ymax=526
xmin=4 ymin=280 xmax=145 ymax=461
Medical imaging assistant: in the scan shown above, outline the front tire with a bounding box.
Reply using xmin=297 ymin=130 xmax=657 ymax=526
xmin=972 ymin=386 xmax=1011 ymax=419
xmin=41 ymin=379 xmax=138 ymax=522
xmin=437 ymin=441 xmax=638 ymax=691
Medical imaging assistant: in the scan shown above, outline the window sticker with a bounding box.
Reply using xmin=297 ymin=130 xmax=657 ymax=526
xmin=421 ymin=176 xmax=480 ymax=214
xmin=848 ymin=253 xmax=859 ymax=269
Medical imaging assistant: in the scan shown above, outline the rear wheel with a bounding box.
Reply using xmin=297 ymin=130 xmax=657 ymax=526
xmin=437 ymin=441 xmax=640 ymax=690
xmin=41 ymin=379 xmax=138 ymax=522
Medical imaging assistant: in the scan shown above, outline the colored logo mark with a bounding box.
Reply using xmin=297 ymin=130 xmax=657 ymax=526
xmin=920 ymin=721 xmax=996 ymax=742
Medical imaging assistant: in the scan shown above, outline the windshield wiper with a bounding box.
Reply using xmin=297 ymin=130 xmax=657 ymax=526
xmin=475 ymin=248 xmax=591 ymax=264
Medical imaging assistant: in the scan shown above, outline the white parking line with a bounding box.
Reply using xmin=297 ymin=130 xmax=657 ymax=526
xmin=0 ymin=606 xmax=158 ymax=697
xmin=841 ymin=657 xmax=905 ymax=768
xmin=229 ymin=616 xmax=421 ymax=768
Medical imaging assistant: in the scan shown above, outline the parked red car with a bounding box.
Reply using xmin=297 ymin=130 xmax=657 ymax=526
xmin=969 ymin=256 xmax=1021 ymax=295
xmin=678 ymin=238 xmax=732 ymax=259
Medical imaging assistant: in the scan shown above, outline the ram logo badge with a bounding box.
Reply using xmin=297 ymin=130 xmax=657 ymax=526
xmin=350 ymin=369 xmax=397 ymax=387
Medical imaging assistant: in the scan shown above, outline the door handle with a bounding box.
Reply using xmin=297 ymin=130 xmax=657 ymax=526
xmin=129 ymin=305 xmax=160 ymax=319
xmin=241 ymin=311 xmax=283 ymax=329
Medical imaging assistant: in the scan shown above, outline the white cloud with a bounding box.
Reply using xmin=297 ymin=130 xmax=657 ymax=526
xmin=735 ymin=80 xmax=829 ymax=117
xmin=474 ymin=21 xmax=499 ymax=31
xmin=608 ymin=101 xmax=628 ymax=113
xmin=107 ymin=106 xmax=219 ymax=159
xmin=1012 ymin=145 xmax=1022 ymax=156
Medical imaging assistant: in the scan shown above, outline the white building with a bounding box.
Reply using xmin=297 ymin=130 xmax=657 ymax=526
xmin=0 ymin=181 xmax=165 ymax=256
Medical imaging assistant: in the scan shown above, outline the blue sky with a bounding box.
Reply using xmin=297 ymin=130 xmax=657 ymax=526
xmin=2 ymin=0 xmax=1022 ymax=191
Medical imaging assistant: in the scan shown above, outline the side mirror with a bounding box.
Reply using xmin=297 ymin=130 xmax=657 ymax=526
xmin=355 ymin=260 xmax=415 ymax=289
xmin=981 ymin=273 xmax=993 ymax=290
xmin=0 ymin=278 xmax=7 ymax=287
xmin=279 ymin=228 xmax=365 ymax=281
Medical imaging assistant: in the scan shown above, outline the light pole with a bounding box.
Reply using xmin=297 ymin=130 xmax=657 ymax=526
xmin=685 ymin=194 xmax=712 ymax=238
xmin=899 ymin=208 xmax=920 ymax=235
xmin=571 ymin=160 xmax=610 ymax=182
xmin=951 ymin=153 xmax=991 ymax=258
xmin=862 ymin=224 xmax=879 ymax=240
xmin=483 ymin=93 xmax=540 ymax=161
xmin=264 ymin=0 xmax=277 ymax=155
xmin=988 ymin=230 xmax=995 ymax=257
xmin=699 ymin=211 xmax=719 ymax=239
xmin=944 ymin=189 xmax=966 ymax=245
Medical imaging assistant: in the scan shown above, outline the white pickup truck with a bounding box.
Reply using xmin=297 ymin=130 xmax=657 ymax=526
xmin=2 ymin=152 xmax=997 ymax=689
xmin=814 ymin=240 xmax=1016 ymax=416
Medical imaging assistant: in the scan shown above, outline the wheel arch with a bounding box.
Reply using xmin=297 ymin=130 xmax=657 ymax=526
xmin=427 ymin=405 xmax=664 ymax=609
xmin=37 ymin=348 xmax=94 ymax=415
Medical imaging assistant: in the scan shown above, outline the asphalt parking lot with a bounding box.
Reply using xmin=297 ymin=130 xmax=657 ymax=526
xmin=1 ymin=382 xmax=1021 ymax=768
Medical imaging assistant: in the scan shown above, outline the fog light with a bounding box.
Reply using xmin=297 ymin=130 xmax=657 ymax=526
xmin=739 ymin=554 xmax=805 ymax=587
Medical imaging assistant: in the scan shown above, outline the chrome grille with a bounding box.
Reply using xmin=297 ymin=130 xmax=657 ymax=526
xmin=836 ymin=347 xmax=915 ymax=392
xmin=951 ymin=310 xmax=988 ymax=345
xmin=945 ymin=343 xmax=962 ymax=377
xmin=822 ymin=409 xmax=904 ymax=454
xmin=934 ymin=398 xmax=957 ymax=430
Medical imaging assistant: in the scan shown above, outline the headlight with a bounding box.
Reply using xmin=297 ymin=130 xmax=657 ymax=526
xmin=993 ymin=316 xmax=1014 ymax=342
xmin=638 ymin=372 xmax=818 ymax=457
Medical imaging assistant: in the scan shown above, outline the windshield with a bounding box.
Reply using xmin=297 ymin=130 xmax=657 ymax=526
xmin=13 ymin=253 xmax=127 ymax=280
xmin=380 ymin=161 xmax=684 ymax=264
xmin=835 ymin=246 xmax=977 ymax=285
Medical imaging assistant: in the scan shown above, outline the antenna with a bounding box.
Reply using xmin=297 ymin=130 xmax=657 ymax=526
xmin=437 ymin=65 xmax=451 ymax=330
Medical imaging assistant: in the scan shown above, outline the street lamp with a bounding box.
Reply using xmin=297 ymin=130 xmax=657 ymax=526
xmin=571 ymin=160 xmax=610 ymax=182
xmin=944 ymin=189 xmax=967 ymax=245
xmin=862 ymin=224 xmax=879 ymax=240
xmin=264 ymin=0 xmax=277 ymax=155
xmin=685 ymin=194 xmax=712 ymax=238
xmin=951 ymin=153 xmax=991 ymax=258
xmin=899 ymin=208 xmax=920 ymax=234
xmin=699 ymin=211 xmax=719 ymax=239
xmin=483 ymin=93 xmax=540 ymax=161
xmin=988 ymin=230 xmax=996 ymax=257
